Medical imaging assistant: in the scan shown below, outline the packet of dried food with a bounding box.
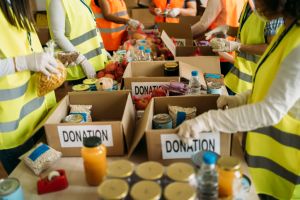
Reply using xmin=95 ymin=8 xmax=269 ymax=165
xmin=23 ymin=143 xmax=62 ymax=176
xmin=57 ymin=51 xmax=80 ymax=66
xmin=69 ymin=105 xmax=92 ymax=122
xmin=168 ymin=105 xmax=197 ymax=128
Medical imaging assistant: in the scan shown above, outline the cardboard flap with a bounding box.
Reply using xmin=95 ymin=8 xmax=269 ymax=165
xmin=45 ymin=95 xmax=69 ymax=124
xmin=158 ymin=23 xmax=193 ymax=39
xmin=175 ymin=46 xmax=215 ymax=57
xmin=179 ymin=16 xmax=201 ymax=25
xmin=179 ymin=61 xmax=206 ymax=88
xmin=176 ymin=56 xmax=221 ymax=73
xmin=161 ymin=31 xmax=176 ymax=57
xmin=122 ymin=93 xmax=136 ymax=150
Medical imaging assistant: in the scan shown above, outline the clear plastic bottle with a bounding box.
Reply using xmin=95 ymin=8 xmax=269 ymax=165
xmin=189 ymin=70 xmax=201 ymax=95
xmin=137 ymin=46 xmax=145 ymax=61
xmin=197 ymin=151 xmax=218 ymax=200
xmin=144 ymin=48 xmax=152 ymax=61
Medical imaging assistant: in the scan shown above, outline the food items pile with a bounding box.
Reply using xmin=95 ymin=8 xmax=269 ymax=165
xmin=97 ymin=60 xmax=128 ymax=83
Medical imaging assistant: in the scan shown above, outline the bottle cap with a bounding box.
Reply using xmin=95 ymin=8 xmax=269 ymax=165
xmin=83 ymin=136 xmax=102 ymax=147
xmin=217 ymin=156 xmax=241 ymax=171
xmin=145 ymin=48 xmax=152 ymax=53
xmin=203 ymin=151 xmax=217 ymax=165
xmin=139 ymin=46 xmax=145 ymax=50
xmin=191 ymin=71 xmax=198 ymax=76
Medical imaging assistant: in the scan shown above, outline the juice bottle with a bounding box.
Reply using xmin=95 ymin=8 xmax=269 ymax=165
xmin=81 ymin=136 xmax=107 ymax=186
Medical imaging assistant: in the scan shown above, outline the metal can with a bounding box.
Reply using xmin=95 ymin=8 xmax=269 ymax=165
xmin=135 ymin=161 xmax=164 ymax=183
xmin=62 ymin=114 xmax=84 ymax=123
xmin=130 ymin=181 xmax=161 ymax=200
xmin=153 ymin=114 xmax=172 ymax=129
xmin=107 ymin=160 xmax=134 ymax=184
xmin=164 ymin=182 xmax=196 ymax=200
xmin=83 ymin=78 xmax=97 ymax=91
xmin=97 ymin=179 xmax=129 ymax=200
xmin=207 ymin=82 xmax=222 ymax=94
xmin=72 ymin=84 xmax=90 ymax=92
xmin=0 ymin=178 xmax=24 ymax=200
xmin=164 ymin=62 xmax=179 ymax=77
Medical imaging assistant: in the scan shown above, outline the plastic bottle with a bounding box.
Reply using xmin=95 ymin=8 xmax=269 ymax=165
xmin=144 ymin=48 xmax=152 ymax=61
xmin=81 ymin=136 xmax=107 ymax=186
xmin=189 ymin=70 xmax=201 ymax=94
xmin=137 ymin=46 xmax=145 ymax=61
xmin=197 ymin=151 xmax=218 ymax=200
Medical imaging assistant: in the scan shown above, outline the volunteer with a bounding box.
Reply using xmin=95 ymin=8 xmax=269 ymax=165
xmin=149 ymin=0 xmax=197 ymax=23
xmin=206 ymin=0 xmax=283 ymax=95
xmin=178 ymin=0 xmax=300 ymax=198
xmin=0 ymin=0 xmax=58 ymax=173
xmin=91 ymin=0 xmax=144 ymax=52
xmin=192 ymin=0 xmax=245 ymax=76
xmin=47 ymin=0 xmax=107 ymax=81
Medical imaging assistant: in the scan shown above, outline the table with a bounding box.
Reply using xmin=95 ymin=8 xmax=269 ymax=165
xmin=10 ymin=135 xmax=259 ymax=200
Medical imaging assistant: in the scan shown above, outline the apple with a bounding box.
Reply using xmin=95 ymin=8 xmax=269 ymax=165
xmin=104 ymin=73 xmax=115 ymax=80
xmin=151 ymin=88 xmax=167 ymax=97
xmin=97 ymin=70 xmax=105 ymax=78
xmin=133 ymin=95 xmax=152 ymax=110
xmin=105 ymin=62 xmax=117 ymax=73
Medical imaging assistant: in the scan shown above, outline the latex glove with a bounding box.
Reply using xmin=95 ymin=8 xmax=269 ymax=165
xmin=76 ymin=54 xmax=96 ymax=78
xmin=128 ymin=19 xmax=144 ymax=30
xmin=217 ymin=91 xmax=251 ymax=109
xmin=154 ymin=8 xmax=162 ymax=15
xmin=15 ymin=52 xmax=59 ymax=76
xmin=168 ymin=8 xmax=181 ymax=18
xmin=210 ymin=38 xmax=241 ymax=52
xmin=205 ymin=25 xmax=229 ymax=40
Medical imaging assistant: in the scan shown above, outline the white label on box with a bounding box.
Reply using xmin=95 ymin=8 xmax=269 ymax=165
xmin=57 ymin=125 xmax=113 ymax=148
xmin=161 ymin=31 xmax=176 ymax=56
xmin=175 ymin=38 xmax=186 ymax=46
xmin=131 ymin=82 xmax=167 ymax=96
xmin=161 ymin=133 xmax=220 ymax=159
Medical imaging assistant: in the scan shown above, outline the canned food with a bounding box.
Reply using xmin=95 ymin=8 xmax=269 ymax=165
xmin=130 ymin=181 xmax=161 ymax=200
xmin=153 ymin=114 xmax=172 ymax=129
xmin=164 ymin=62 xmax=179 ymax=77
xmin=166 ymin=162 xmax=195 ymax=182
xmin=207 ymin=82 xmax=222 ymax=94
xmin=62 ymin=114 xmax=84 ymax=123
xmin=107 ymin=160 xmax=134 ymax=184
xmin=83 ymin=78 xmax=97 ymax=91
xmin=0 ymin=178 xmax=24 ymax=200
xmin=97 ymin=179 xmax=129 ymax=200
xmin=164 ymin=182 xmax=196 ymax=200
xmin=72 ymin=84 xmax=90 ymax=92
xmin=135 ymin=161 xmax=164 ymax=182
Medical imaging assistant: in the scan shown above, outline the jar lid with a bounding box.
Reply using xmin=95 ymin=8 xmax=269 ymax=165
xmin=166 ymin=162 xmax=195 ymax=182
xmin=62 ymin=114 xmax=83 ymax=123
xmin=83 ymin=136 xmax=102 ymax=147
xmin=97 ymin=179 xmax=129 ymax=199
xmin=107 ymin=160 xmax=134 ymax=178
xmin=153 ymin=114 xmax=172 ymax=124
xmin=164 ymin=62 xmax=178 ymax=68
xmin=135 ymin=161 xmax=164 ymax=180
xmin=217 ymin=156 xmax=241 ymax=171
xmin=83 ymin=78 xmax=97 ymax=85
xmin=164 ymin=182 xmax=196 ymax=200
xmin=130 ymin=181 xmax=161 ymax=200
xmin=72 ymin=84 xmax=89 ymax=91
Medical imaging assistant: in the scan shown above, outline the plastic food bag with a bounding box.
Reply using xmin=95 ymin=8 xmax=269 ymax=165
xmin=69 ymin=105 xmax=92 ymax=122
xmin=23 ymin=143 xmax=62 ymax=176
xmin=168 ymin=105 xmax=197 ymax=128
xmin=57 ymin=51 xmax=79 ymax=66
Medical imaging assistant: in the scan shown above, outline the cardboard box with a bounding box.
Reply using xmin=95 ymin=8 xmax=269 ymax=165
xmin=158 ymin=23 xmax=193 ymax=46
xmin=44 ymin=91 xmax=136 ymax=157
xmin=131 ymin=8 xmax=155 ymax=29
xmin=179 ymin=16 xmax=201 ymax=26
xmin=175 ymin=56 xmax=221 ymax=74
xmin=129 ymin=95 xmax=232 ymax=164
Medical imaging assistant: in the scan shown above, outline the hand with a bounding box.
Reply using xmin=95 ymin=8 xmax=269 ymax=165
xmin=205 ymin=25 xmax=229 ymax=40
xmin=154 ymin=8 xmax=162 ymax=15
xmin=168 ymin=8 xmax=181 ymax=18
xmin=15 ymin=52 xmax=59 ymax=76
xmin=76 ymin=54 xmax=95 ymax=78
xmin=128 ymin=19 xmax=144 ymax=30
xmin=210 ymin=38 xmax=241 ymax=52
xmin=217 ymin=95 xmax=240 ymax=109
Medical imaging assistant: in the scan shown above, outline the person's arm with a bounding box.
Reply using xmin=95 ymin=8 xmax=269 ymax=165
xmin=0 ymin=58 xmax=15 ymax=77
xmin=97 ymin=0 xmax=129 ymax=24
xmin=179 ymin=1 xmax=197 ymax=16
xmin=192 ymin=0 xmax=222 ymax=37
xmin=149 ymin=1 xmax=157 ymax=16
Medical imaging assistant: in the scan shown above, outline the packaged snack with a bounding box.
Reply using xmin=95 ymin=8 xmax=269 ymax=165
xmin=69 ymin=105 xmax=92 ymax=122
xmin=56 ymin=51 xmax=79 ymax=66
xmin=23 ymin=143 xmax=62 ymax=175
xmin=168 ymin=105 xmax=197 ymax=128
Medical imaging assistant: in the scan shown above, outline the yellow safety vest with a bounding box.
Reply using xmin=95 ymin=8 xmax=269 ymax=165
xmin=46 ymin=0 xmax=107 ymax=81
xmin=224 ymin=3 xmax=266 ymax=94
xmin=0 ymin=10 xmax=56 ymax=149
xmin=246 ymin=22 xmax=300 ymax=199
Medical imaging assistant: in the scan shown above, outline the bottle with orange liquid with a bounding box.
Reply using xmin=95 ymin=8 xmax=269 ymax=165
xmin=81 ymin=136 xmax=107 ymax=186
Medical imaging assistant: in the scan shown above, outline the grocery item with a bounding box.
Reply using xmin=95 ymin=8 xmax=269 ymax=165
xmin=162 ymin=81 xmax=189 ymax=96
xmin=69 ymin=104 xmax=92 ymax=122
xmin=81 ymin=136 xmax=107 ymax=186
xmin=83 ymin=78 xmax=97 ymax=91
xmin=62 ymin=114 xmax=84 ymax=123
xmin=72 ymin=84 xmax=90 ymax=92
xmin=166 ymin=162 xmax=195 ymax=182
xmin=107 ymin=160 xmax=134 ymax=183
xmin=152 ymin=114 xmax=173 ymax=129
xmin=135 ymin=161 xmax=164 ymax=183
xmin=164 ymin=182 xmax=196 ymax=200
xmin=37 ymin=60 xmax=66 ymax=97
xmin=164 ymin=62 xmax=179 ymax=77
xmin=97 ymin=179 xmax=129 ymax=200
xmin=96 ymin=77 xmax=113 ymax=91
xmin=189 ymin=70 xmax=201 ymax=95
xmin=56 ymin=51 xmax=79 ymax=66
xmin=205 ymin=73 xmax=224 ymax=94
xmin=168 ymin=106 xmax=197 ymax=128
xmin=37 ymin=169 xmax=68 ymax=195
xmin=0 ymin=178 xmax=24 ymax=200
xmin=130 ymin=181 xmax=161 ymax=200
xmin=23 ymin=143 xmax=62 ymax=175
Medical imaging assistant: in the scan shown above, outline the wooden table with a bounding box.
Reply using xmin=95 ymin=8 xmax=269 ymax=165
xmin=10 ymin=135 xmax=259 ymax=200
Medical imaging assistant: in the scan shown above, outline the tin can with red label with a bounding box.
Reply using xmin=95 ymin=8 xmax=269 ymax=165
xmin=0 ymin=178 xmax=24 ymax=200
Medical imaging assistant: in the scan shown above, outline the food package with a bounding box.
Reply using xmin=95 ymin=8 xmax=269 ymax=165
xmin=37 ymin=60 xmax=67 ymax=97
xmin=57 ymin=51 xmax=79 ymax=66
xmin=168 ymin=105 xmax=197 ymax=128
xmin=23 ymin=143 xmax=62 ymax=176
xmin=69 ymin=104 xmax=92 ymax=122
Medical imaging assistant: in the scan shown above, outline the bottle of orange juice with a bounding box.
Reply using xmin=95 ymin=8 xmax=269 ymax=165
xmin=81 ymin=136 xmax=107 ymax=186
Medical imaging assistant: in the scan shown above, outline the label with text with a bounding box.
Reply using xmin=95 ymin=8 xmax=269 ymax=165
xmin=161 ymin=133 xmax=220 ymax=159
xmin=131 ymin=82 xmax=167 ymax=96
xmin=57 ymin=125 xmax=113 ymax=148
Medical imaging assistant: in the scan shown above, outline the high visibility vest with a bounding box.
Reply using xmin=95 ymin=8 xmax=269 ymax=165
xmin=91 ymin=0 xmax=129 ymax=51
xmin=224 ymin=3 xmax=266 ymax=94
xmin=246 ymin=23 xmax=300 ymax=199
xmin=46 ymin=0 xmax=107 ymax=81
xmin=152 ymin=0 xmax=184 ymax=23
xmin=0 ymin=10 xmax=56 ymax=149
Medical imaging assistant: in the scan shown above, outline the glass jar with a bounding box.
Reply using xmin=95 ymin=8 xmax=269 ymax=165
xmin=83 ymin=78 xmax=97 ymax=91
xmin=97 ymin=179 xmax=129 ymax=200
xmin=165 ymin=162 xmax=195 ymax=185
xmin=107 ymin=160 xmax=134 ymax=184
xmin=72 ymin=84 xmax=90 ymax=92
xmin=135 ymin=161 xmax=164 ymax=184
xmin=81 ymin=136 xmax=107 ymax=186
xmin=164 ymin=62 xmax=179 ymax=77
xmin=164 ymin=182 xmax=196 ymax=200
xmin=217 ymin=156 xmax=242 ymax=198
xmin=130 ymin=181 xmax=161 ymax=200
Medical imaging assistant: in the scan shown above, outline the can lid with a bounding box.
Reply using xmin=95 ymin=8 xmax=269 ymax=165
xmin=130 ymin=181 xmax=161 ymax=200
xmin=217 ymin=156 xmax=241 ymax=171
xmin=83 ymin=136 xmax=102 ymax=147
xmin=153 ymin=114 xmax=172 ymax=124
xmin=97 ymin=179 xmax=129 ymax=199
xmin=107 ymin=160 xmax=134 ymax=178
xmin=164 ymin=62 xmax=178 ymax=69
xmin=166 ymin=162 xmax=195 ymax=182
xmin=164 ymin=182 xmax=196 ymax=200
xmin=136 ymin=161 xmax=164 ymax=180
xmin=83 ymin=78 xmax=97 ymax=85
xmin=72 ymin=84 xmax=90 ymax=91
xmin=0 ymin=178 xmax=20 ymax=196
xmin=62 ymin=114 xmax=83 ymax=123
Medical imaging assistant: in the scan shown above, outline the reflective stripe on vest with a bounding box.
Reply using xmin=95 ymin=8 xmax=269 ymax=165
xmin=246 ymin=23 xmax=300 ymax=199
xmin=97 ymin=25 xmax=127 ymax=33
xmin=152 ymin=0 xmax=184 ymax=23
xmin=94 ymin=10 xmax=128 ymax=19
xmin=0 ymin=81 xmax=29 ymax=101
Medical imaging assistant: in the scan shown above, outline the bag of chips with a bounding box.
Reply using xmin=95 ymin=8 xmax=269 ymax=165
xmin=168 ymin=105 xmax=197 ymax=128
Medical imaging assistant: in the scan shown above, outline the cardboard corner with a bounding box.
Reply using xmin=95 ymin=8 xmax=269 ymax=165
xmin=122 ymin=92 xmax=136 ymax=151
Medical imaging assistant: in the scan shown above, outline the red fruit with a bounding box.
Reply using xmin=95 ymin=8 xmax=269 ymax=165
xmin=97 ymin=70 xmax=105 ymax=78
xmin=105 ymin=62 xmax=117 ymax=73
xmin=135 ymin=98 xmax=150 ymax=110
xmin=104 ymin=73 xmax=115 ymax=80
xmin=152 ymin=88 xmax=167 ymax=97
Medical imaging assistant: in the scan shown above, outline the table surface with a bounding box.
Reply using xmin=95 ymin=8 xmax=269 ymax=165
xmin=10 ymin=135 xmax=259 ymax=200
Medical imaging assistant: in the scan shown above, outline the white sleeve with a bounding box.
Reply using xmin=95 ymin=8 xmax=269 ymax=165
xmin=48 ymin=0 xmax=77 ymax=52
xmin=191 ymin=0 xmax=222 ymax=35
xmin=199 ymin=46 xmax=300 ymax=133
xmin=0 ymin=58 xmax=15 ymax=77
